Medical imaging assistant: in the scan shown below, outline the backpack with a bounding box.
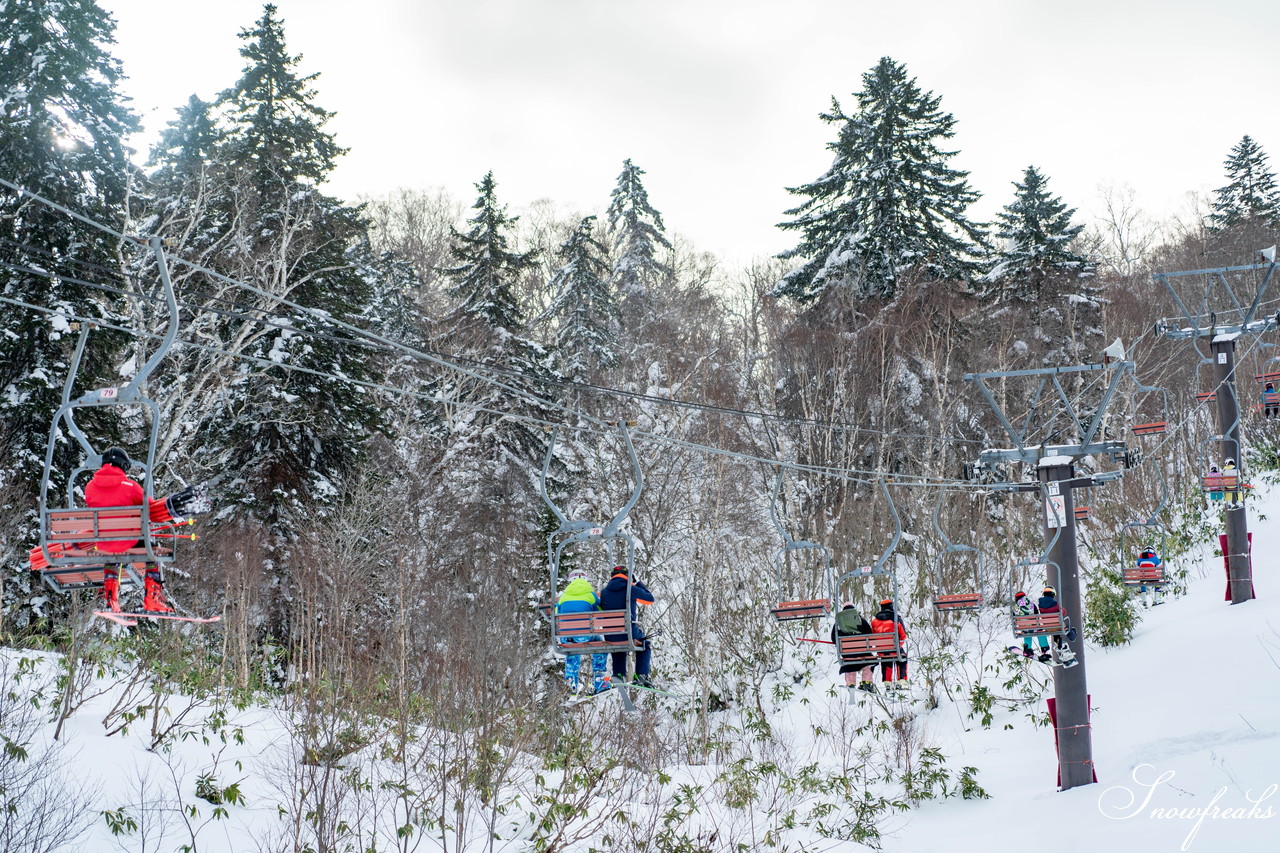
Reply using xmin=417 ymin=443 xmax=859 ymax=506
xmin=834 ymin=607 xmax=865 ymax=634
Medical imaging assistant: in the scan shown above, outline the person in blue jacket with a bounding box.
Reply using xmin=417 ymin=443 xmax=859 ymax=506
xmin=1264 ymin=383 xmax=1279 ymax=419
xmin=598 ymin=565 xmax=655 ymax=687
xmin=556 ymin=568 xmax=610 ymax=694
xmin=1135 ymin=546 xmax=1165 ymax=608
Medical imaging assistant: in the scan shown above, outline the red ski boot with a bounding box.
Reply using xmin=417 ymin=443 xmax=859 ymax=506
xmin=143 ymin=576 xmax=174 ymax=613
xmin=101 ymin=576 xmax=121 ymax=613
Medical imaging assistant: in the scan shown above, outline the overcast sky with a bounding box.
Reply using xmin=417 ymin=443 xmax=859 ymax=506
xmin=100 ymin=0 xmax=1280 ymax=268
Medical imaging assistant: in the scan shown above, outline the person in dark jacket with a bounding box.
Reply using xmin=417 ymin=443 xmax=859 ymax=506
xmin=1036 ymin=586 xmax=1075 ymax=664
xmin=1264 ymin=383 xmax=1278 ymax=419
xmin=597 ymin=565 xmax=655 ymax=687
xmin=84 ymin=447 xmax=204 ymax=613
xmin=870 ymin=599 xmax=908 ymax=686
xmin=831 ymin=602 xmax=875 ymax=692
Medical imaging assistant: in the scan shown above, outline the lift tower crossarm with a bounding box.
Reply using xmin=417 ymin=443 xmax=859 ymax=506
xmin=963 ymin=361 xmax=1134 ymax=467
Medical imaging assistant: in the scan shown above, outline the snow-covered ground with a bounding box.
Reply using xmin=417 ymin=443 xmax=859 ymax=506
xmin=890 ymin=496 xmax=1280 ymax=853
xmin=5 ymin=488 xmax=1278 ymax=853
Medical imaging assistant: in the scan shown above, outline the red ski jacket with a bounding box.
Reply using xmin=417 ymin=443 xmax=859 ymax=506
xmin=84 ymin=464 xmax=172 ymax=553
xmin=871 ymin=612 xmax=907 ymax=643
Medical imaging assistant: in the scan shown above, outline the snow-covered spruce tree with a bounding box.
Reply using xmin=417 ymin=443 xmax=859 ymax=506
xmin=437 ymin=172 xmax=560 ymax=467
xmin=146 ymin=95 xmax=225 ymax=229
xmin=774 ymin=56 xmax=987 ymax=305
xmin=1208 ymin=135 xmax=1280 ymax=230
xmin=607 ymin=159 xmax=672 ymax=319
xmin=981 ymin=166 xmax=1100 ymax=366
xmin=433 ymin=172 xmax=565 ymax=595
xmin=188 ymin=4 xmax=388 ymax=538
xmin=0 ymin=0 xmax=138 ymax=615
xmin=985 ymin=166 xmax=1091 ymax=300
xmin=543 ymin=215 xmax=619 ymax=384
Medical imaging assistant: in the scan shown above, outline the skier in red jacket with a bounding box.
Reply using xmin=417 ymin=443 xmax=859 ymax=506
xmin=870 ymin=598 xmax=908 ymax=686
xmin=86 ymin=447 xmax=203 ymax=613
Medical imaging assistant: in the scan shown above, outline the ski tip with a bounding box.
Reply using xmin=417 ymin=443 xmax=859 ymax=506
xmin=92 ymin=611 xmax=138 ymax=626
xmin=94 ymin=610 xmax=221 ymax=624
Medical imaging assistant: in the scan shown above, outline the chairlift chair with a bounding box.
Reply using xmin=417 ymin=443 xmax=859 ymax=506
xmin=832 ymin=480 xmax=906 ymax=665
xmin=1198 ymin=437 xmax=1249 ymax=506
xmin=1252 ymin=368 xmax=1280 ymax=419
xmin=1118 ymin=465 xmax=1171 ymax=589
xmin=1009 ymin=556 xmax=1069 ymax=640
xmin=32 ymin=237 xmax=183 ymax=596
xmin=1130 ymin=382 xmax=1169 ymax=437
xmin=1120 ymin=525 xmax=1169 ymax=588
xmin=929 ymin=488 xmax=986 ymax=612
xmin=767 ymin=469 xmax=834 ymax=622
xmin=540 ymin=422 xmax=648 ymax=658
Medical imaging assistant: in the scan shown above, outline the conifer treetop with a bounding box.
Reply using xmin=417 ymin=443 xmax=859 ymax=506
xmin=545 ymin=215 xmax=619 ymax=377
xmin=1208 ymin=134 xmax=1280 ymax=230
xmin=775 ymin=56 xmax=987 ymax=304
xmin=445 ymin=171 xmax=539 ymax=334
xmin=986 ymin=165 xmax=1089 ymax=291
xmin=0 ymin=0 xmax=139 ymax=203
xmin=222 ymin=3 xmax=345 ymax=189
xmin=607 ymin=158 xmax=672 ymax=301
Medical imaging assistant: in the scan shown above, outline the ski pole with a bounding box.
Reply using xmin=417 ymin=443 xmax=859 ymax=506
xmin=797 ymin=637 xmax=835 ymax=645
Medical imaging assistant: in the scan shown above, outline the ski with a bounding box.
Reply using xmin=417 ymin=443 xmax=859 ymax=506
xmin=94 ymin=610 xmax=221 ymax=625
xmin=565 ymin=688 xmax=615 ymax=707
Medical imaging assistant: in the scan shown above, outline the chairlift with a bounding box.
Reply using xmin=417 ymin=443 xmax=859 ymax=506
xmin=1120 ymin=526 xmax=1169 ymax=589
xmin=1118 ymin=467 xmax=1170 ymax=589
xmin=30 ymin=237 xmax=184 ymax=596
xmin=1198 ymin=437 xmax=1250 ymax=508
xmin=832 ymin=480 xmax=906 ymax=666
xmin=1008 ymin=554 xmax=1069 ymax=642
xmin=929 ymin=488 xmax=986 ymax=612
xmin=1130 ymin=381 xmax=1169 ymax=437
xmin=539 ymin=422 xmax=648 ymax=663
xmin=767 ymin=469 xmax=834 ymax=622
xmin=1251 ymin=367 xmax=1280 ymax=419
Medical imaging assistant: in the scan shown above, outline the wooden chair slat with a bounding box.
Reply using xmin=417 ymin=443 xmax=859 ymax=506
xmin=1122 ymin=566 xmax=1166 ymax=585
xmin=1131 ymin=422 xmax=1167 ymax=435
xmin=933 ymin=593 xmax=982 ymax=611
xmin=1203 ymin=474 xmax=1240 ymax=490
xmin=771 ymin=599 xmax=831 ymax=621
xmin=1012 ymin=613 xmax=1065 ymax=637
xmin=837 ymin=631 xmax=904 ymax=662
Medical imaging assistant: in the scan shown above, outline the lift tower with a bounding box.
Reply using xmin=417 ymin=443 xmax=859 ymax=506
xmin=1154 ymin=252 xmax=1277 ymax=605
xmin=965 ymin=359 xmax=1135 ymax=791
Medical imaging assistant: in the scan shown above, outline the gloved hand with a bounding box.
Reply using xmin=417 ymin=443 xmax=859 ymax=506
xmin=165 ymin=484 xmax=211 ymax=519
